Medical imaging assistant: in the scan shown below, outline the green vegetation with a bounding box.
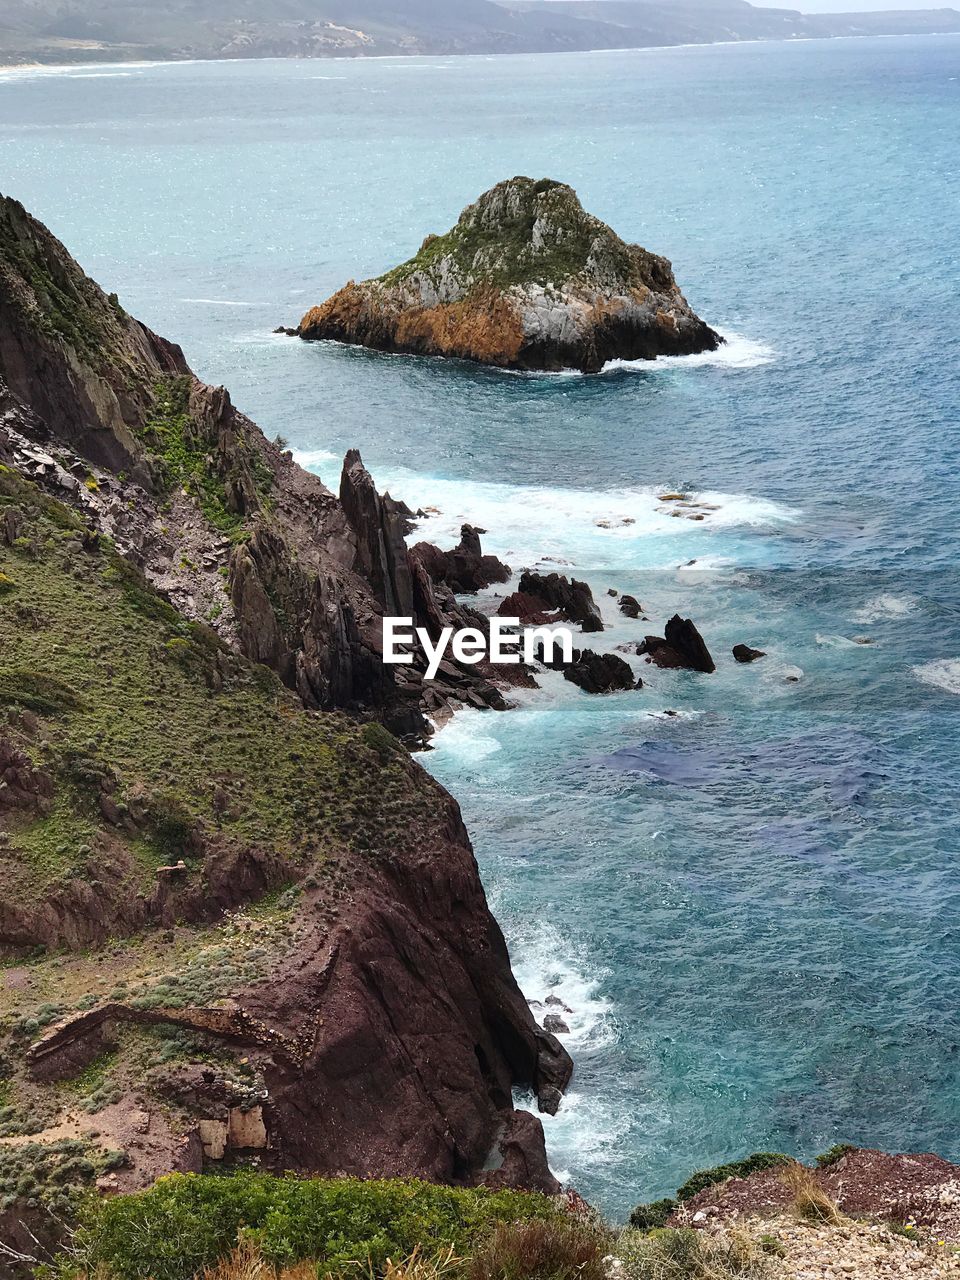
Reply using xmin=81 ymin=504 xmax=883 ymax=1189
xmin=628 ymin=1152 xmax=791 ymax=1232
xmin=48 ymin=1173 xmax=561 ymax=1280
xmin=0 ymin=1137 xmax=124 ymax=1217
xmin=377 ymin=177 xmax=637 ymax=294
xmin=143 ymin=376 xmax=271 ymax=532
xmin=814 ymin=1143 xmax=856 ymax=1169
xmin=0 ymin=465 xmax=433 ymax=905
xmin=675 ymin=1153 xmax=790 ymax=1203
xmin=44 ymin=1174 xmax=780 ymax=1280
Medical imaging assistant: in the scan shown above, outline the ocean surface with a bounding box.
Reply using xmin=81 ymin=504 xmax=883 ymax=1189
xmin=2 ymin=38 xmax=960 ymax=1219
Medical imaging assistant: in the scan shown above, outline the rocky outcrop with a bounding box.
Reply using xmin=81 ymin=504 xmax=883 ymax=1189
xmin=512 ymin=569 xmax=604 ymax=633
xmin=297 ymin=177 xmax=721 ymax=373
xmin=410 ymin=524 xmax=510 ymax=594
xmin=619 ymin=594 xmax=643 ymax=619
xmin=639 ymin=615 xmax=716 ymax=673
xmin=535 ymin=643 xmax=640 ymax=694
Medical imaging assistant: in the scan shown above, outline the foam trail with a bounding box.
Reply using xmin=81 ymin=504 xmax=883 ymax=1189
xmin=914 ymin=659 xmax=960 ymax=695
xmin=602 ymin=330 xmax=776 ymax=373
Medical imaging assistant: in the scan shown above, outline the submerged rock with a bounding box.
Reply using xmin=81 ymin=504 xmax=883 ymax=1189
xmin=297 ymin=177 xmax=721 ymax=373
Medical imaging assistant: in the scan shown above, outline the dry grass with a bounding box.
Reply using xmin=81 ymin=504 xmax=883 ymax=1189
xmin=468 ymin=1218 xmax=608 ymax=1280
xmin=614 ymin=1226 xmax=772 ymax=1280
xmin=779 ymin=1163 xmax=843 ymax=1226
xmin=199 ymin=1242 xmax=465 ymax=1280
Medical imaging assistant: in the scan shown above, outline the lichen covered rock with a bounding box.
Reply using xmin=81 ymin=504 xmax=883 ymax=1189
xmin=298 ymin=177 xmax=721 ymax=373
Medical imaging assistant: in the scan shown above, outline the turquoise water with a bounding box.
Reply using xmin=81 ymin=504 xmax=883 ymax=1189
xmin=2 ymin=38 xmax=960 ymax=1218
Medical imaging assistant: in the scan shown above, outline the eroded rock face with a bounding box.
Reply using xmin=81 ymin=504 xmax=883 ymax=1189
xmin=516 ymin=569 xmax=604 ymax=633
xmin=297 ymin=177 xmax=721 ymax=373
xmin=410 ymin=524 xmax=510 ymax=594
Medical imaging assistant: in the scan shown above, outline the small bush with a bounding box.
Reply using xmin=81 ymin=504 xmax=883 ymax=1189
xmin=813 ymin=1144 xmax=855 ymax=1169
xmin=675 ymin=1153 xmax=790 ymax=1203
xmin=628 ymin=1199 xmax=677 ymax=1230
xmin=468 ymin=1218 xmax=607 ymax=1280
xmin=779 ymin=1163 xmax=842 ymax=1226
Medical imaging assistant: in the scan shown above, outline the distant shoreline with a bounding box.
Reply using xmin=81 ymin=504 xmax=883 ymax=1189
xmin=1 ymin=26 xmax=959 ymax=75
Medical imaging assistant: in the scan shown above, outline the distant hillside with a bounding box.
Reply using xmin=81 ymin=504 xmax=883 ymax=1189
xmin=0 ymin=0 xmax=958 ymax=65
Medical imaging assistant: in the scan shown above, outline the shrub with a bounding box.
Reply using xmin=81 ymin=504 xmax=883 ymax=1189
xmin=813 ymin=1144 xmax=855 ymax=1169
xmin=628 ymin=1199 xmax=677 ymax=1231
xmin=468 ymin=1217 xmax=607 ymax=1280
xmin=51 ymin=1173 xmax=560 ymax=1280
xmin=675 ymin=1153 xmax=790 ymax=1203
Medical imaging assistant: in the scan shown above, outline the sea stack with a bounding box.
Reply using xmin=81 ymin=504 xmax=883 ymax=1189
xmin=297 ymin=176 xmax=722 ymax=373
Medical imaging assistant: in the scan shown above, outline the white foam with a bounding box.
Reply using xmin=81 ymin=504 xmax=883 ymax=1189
xmin=914 ymin=658 xmax=960 ymax=696
xmin=509 ymin=920 xmax=617 ymax=1054
xmin=291 ymin=448 xmax=340 ymax=469
xmin=854 ymin=592 xmax=917 ymax=622
xmin=602 ymin=330 xmax=776 ymax=373
xmin=323 ymin=468 xmax=799 ymax=572
xmin=180 ymin=297 xmax=264 ymax=307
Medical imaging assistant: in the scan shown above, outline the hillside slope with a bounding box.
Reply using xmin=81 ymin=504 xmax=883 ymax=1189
xmin=0 ymin=0 xmax=958 ymax=65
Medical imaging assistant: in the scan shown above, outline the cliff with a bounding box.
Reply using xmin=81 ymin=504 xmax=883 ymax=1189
xmin=298 ymin=177 xmax=721 ymax=373
xmin=0 ymin=192 xmax=524 ymax=739
xmin=0 ymin=196 xmax=572 ymax=1219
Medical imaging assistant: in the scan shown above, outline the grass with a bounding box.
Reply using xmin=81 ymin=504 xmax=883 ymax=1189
xmin=0 ymin=466 xmax=437 ymax=906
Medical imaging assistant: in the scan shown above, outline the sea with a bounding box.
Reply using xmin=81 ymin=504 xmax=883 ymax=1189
xmin=2 ymin=35 xmax=959 ymax=1220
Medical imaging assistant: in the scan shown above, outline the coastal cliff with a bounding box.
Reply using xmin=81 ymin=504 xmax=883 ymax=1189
xmin=297 ymin=177 xmax=721 ymax=373
xmin=0 ymin=193 xmax=526 ymax=739
xmin=0 ymin=194 xmax=572 ymax=1211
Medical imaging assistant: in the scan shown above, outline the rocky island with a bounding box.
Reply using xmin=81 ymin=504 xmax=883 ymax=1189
xmin=296 ymin=177 xmax=721 ymax=374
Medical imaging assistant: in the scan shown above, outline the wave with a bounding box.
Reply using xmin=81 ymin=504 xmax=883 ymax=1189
xmin=603 ymin=331 xmax=776 ymax=373
xmin=180 ymin=297 xmax=264 ymax=307
xmin=510 ymin=922 xmax=617 ymax=1054
xmin=290 ymin=447 xmax=340 ymax=469
xmin=293 ymin=466 xmax=799 ymax=572
xmin=913 ymin=658 xmax=960 ymax=695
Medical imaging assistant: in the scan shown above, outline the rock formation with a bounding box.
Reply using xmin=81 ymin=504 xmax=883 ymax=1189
xmin=0 ymin=192 xmax=520 ymax=741
xmin=505 ymin=569 xmax=604 ymax=633
xmin=410 ymin=524 xmax=510 ymax=593
xmin=0 ymin=194 xmax=572 ymax=1205
xmin=297 ymin=177 xmax=721 ymax=374
xmin=733 ymin=643 xmax=765 ymax=663
xmin=639 ymin=615 xmax=716 ymax=672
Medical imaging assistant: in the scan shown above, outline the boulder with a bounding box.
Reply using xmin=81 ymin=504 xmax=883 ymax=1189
xmin=619 ymin=594 xmax=642 ymax=618
xmin=639 ymin=615 xmax=715 ymax=673
xmin=733 ymin=643 xmax=765 ymax=663
xmin=563 ymin=650 xmax=640 ymax=694
xmin=297 ymin=177 xmax=721 ymax=374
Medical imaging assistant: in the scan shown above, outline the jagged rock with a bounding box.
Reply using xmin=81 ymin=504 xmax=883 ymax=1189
xmin=639 ymin=615 xmax=716 ymax=673
xmin=517 ymin=569 xmax=603 ymax=632
xmin=733 ymin=643 xmax=766 ymax=663
xmin=496 ymin=590 xmax=560 ymax=625
xmin=619 ymin=594 xmax=642 ymax=618
xmin=410 ymin=524 xmax=510 ymax=593
xmin=542 ymin=1014 xmax=570 ymax=1035
xmin=297 ymin=177 xmax=721 ymax=374
xmin=562 ymin=649 xmax=640 ymax=693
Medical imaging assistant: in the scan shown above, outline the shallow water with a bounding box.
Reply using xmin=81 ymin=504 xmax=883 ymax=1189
xmin=2 ymin=38 xmax=960 ymax=1218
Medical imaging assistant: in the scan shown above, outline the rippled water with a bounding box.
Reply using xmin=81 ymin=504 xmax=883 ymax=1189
xmin=2 ymin=38 xmax=960 ymax=1218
